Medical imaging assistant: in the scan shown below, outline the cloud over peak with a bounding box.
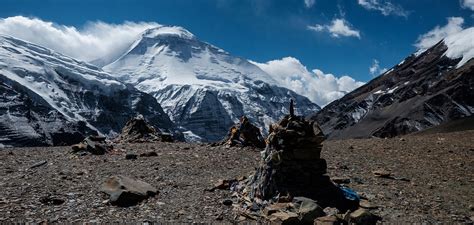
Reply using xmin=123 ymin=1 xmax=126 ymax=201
xmin=308 ymin=18 xmax=361 ymax=39
xmin=357 ymin=0 xmax=410 ymax=17
xmin=251 ymin=57 xmax=364 ymax=106
xmin=0 ymin=16 xmax=159 ymax=62
xmin=414 ymin=17 xmax=464 ymax=51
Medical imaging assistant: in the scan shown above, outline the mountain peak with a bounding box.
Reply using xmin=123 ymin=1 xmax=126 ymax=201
xmin=141 ymin=26 xmax=195 ymax=40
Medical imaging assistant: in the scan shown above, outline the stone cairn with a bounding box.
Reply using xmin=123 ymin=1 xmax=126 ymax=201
xmin=218 ymin=116 xmax=266 ymax=149
xmin=231 ymin=100 xmax=365 ymax=224
xmin=118 ymin=115 xmax=172 ymax=143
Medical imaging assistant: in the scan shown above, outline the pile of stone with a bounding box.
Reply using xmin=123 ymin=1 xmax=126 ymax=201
xmin=118 ymin=115 xmax=173 ymax=143
xmin=229 ymin=101 xmax=379 ymax=224
xmin=219 ymin=116 xmax=266 ymax=148
xmin=71 ymin=135 xmax=113 ymax=155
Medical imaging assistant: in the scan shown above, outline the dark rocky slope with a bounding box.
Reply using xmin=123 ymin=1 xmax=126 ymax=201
xmin=311 ymin=41 xmax=474 ymax=139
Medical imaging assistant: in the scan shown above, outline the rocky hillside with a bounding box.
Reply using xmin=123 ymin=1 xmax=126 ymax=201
xmin=103 ymin=26 xmax=320 ymax=141
xmin=0 ymin=35 xmax=174 ymax=147
xmin=311 ymin=34 xmax=474 ymax=139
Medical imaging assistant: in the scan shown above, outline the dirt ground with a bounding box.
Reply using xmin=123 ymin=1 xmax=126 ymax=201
xmin=0 ymin=130 xmax=473 ymax=223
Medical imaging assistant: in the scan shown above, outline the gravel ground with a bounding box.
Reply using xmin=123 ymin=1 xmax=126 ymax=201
xmin=0 ymin=130 xmax=473 ymax=223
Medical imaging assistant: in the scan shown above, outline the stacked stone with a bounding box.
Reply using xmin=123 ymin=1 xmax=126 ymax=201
xmin=247 ymin=114 xmax=329 ymax=201
xmin=220 ymin=116 xmax=266 ymax=148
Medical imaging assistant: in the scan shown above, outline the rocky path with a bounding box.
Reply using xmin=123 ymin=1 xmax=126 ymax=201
xmin=0 ymin=131 xmax=473 ymax=223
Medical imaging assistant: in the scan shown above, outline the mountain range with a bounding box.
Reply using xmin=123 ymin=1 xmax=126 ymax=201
xmin=0 ymin=24 xmax=472 ymax=147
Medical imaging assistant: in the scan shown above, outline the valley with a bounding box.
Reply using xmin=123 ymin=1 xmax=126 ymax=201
xmin=0 ymin=130 xmax=473 ymax=223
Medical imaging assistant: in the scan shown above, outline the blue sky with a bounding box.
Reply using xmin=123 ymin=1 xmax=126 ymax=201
xmin=0 ymin=0 xmax=473 ymax=83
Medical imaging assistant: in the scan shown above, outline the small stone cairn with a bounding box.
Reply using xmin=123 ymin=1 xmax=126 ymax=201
xmin=219 ymin=116 xmax=266 ymax=148
xmin=118 ymin=115 xmax=172 ymax=143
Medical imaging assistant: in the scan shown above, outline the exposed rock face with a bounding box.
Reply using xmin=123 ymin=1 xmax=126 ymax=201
xmin=0 ymin=35 xmax=174 ymax=147
xmin=100 ymin=175 xmax=158 ymax=207
xmin=220 ymin=116 xmax=266 ymax=148
xmin=311 ymin=41 xmax=474 ymax=139
xmin=103 ymin=26 xmax=320 ymax=142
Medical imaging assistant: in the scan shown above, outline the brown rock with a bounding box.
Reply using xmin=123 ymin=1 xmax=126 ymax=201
xmin=100 ymin=175 xmax=158 ymax=207
xmin=314 ymin=215 xmax=340 ymax=225
xmin=269 ymin=211 xmax=300 ymax=225
xmin=349 ymin=208 xmax=379 ymax=225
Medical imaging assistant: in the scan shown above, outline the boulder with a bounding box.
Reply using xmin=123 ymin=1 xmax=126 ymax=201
xmin=71 ymin=135 xmax=112 ymax=155
xmin=100 ymin=175 xmax=158 ymax=207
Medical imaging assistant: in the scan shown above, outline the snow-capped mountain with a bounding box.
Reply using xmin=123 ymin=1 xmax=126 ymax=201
xmin=311 ymin=28 xmax=474 ymax=139
xmin=0 ymin=35 xmax=174 ymax=147
xmin=103 ymin=26 xmax=320 ymax=141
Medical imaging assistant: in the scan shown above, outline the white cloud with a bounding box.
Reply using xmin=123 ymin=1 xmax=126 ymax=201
xmin=0 ymin=16 xmax=159 ymax=62
xmin=414 ymin=17 xmax=464 ymax=51
xmin=415 ymin=17 xmax=474 ymax=68
xmin=461 ymin=0 xmax=474 ymax=10
xmin=357 ymin=0 xmax=409 ymax=17
xmin=369 ymin=59 xmax=388 ymax=76
xmin=304 ymin=0 xmax=316 ymax=8
xmin=308 ymin=18 xmax=360 ymax=39
xmin=250 ymin=57 xmax=365 ymax=106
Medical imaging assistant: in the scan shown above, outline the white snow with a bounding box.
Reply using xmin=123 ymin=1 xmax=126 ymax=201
xmin=387 ymin=86 xmax=399 ymax=94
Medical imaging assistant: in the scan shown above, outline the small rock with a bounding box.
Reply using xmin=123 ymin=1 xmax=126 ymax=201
xmin=331 ymin=177 xmax=351 ymax=184
xmin=293 ymin=197 xmax=325 ymax=224
xmin=359 ymin=200 xmax=378 ymax=209
xmin=125 ymin=153 xmax=138 ymax=160
xmin=314 ymin=215 xmax=340 ymax=225
xmin=373 ymin=169 xmax=392 ymax=178
xmin=39 ymin=196 xmax=65 ymax=205
xmin=100 ymin=175 xmax=158 ymax=207
xmin=29 ymin=160 xmax=47 ymax=169
xmin=349 ymin=208 xmax=379 ymax=225
xmin=222 ymin=199 xmax=233 ymax=206
xmin=269 ymin=211 xmax=299 ymax=225
xmin=140 ymin=151 xmax=158 ymax=157
xmin=323 ymin=207 xmax=339 ymax=216
xmin=469 ymin=204 xmax=474 ymax=211
xmin=209 ymin=179 xmax=236 ymax=191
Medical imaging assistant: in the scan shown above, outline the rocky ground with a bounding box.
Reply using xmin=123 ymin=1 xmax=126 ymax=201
xmin=0 ymin=130 xmax=473 ymax=223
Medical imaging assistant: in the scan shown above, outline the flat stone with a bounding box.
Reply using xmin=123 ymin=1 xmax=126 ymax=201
xmin=314 ymin=215 xmax=340 ymax=225
xmin=360 ymin=200 xmax=378 ymax=209
xmin=372 ymin=169 xmax=391 ymax=178
xmin=100 ymin=175 xmax=157 ymax=207
xmin=269 ymin=211 xmax=299 ymax=225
